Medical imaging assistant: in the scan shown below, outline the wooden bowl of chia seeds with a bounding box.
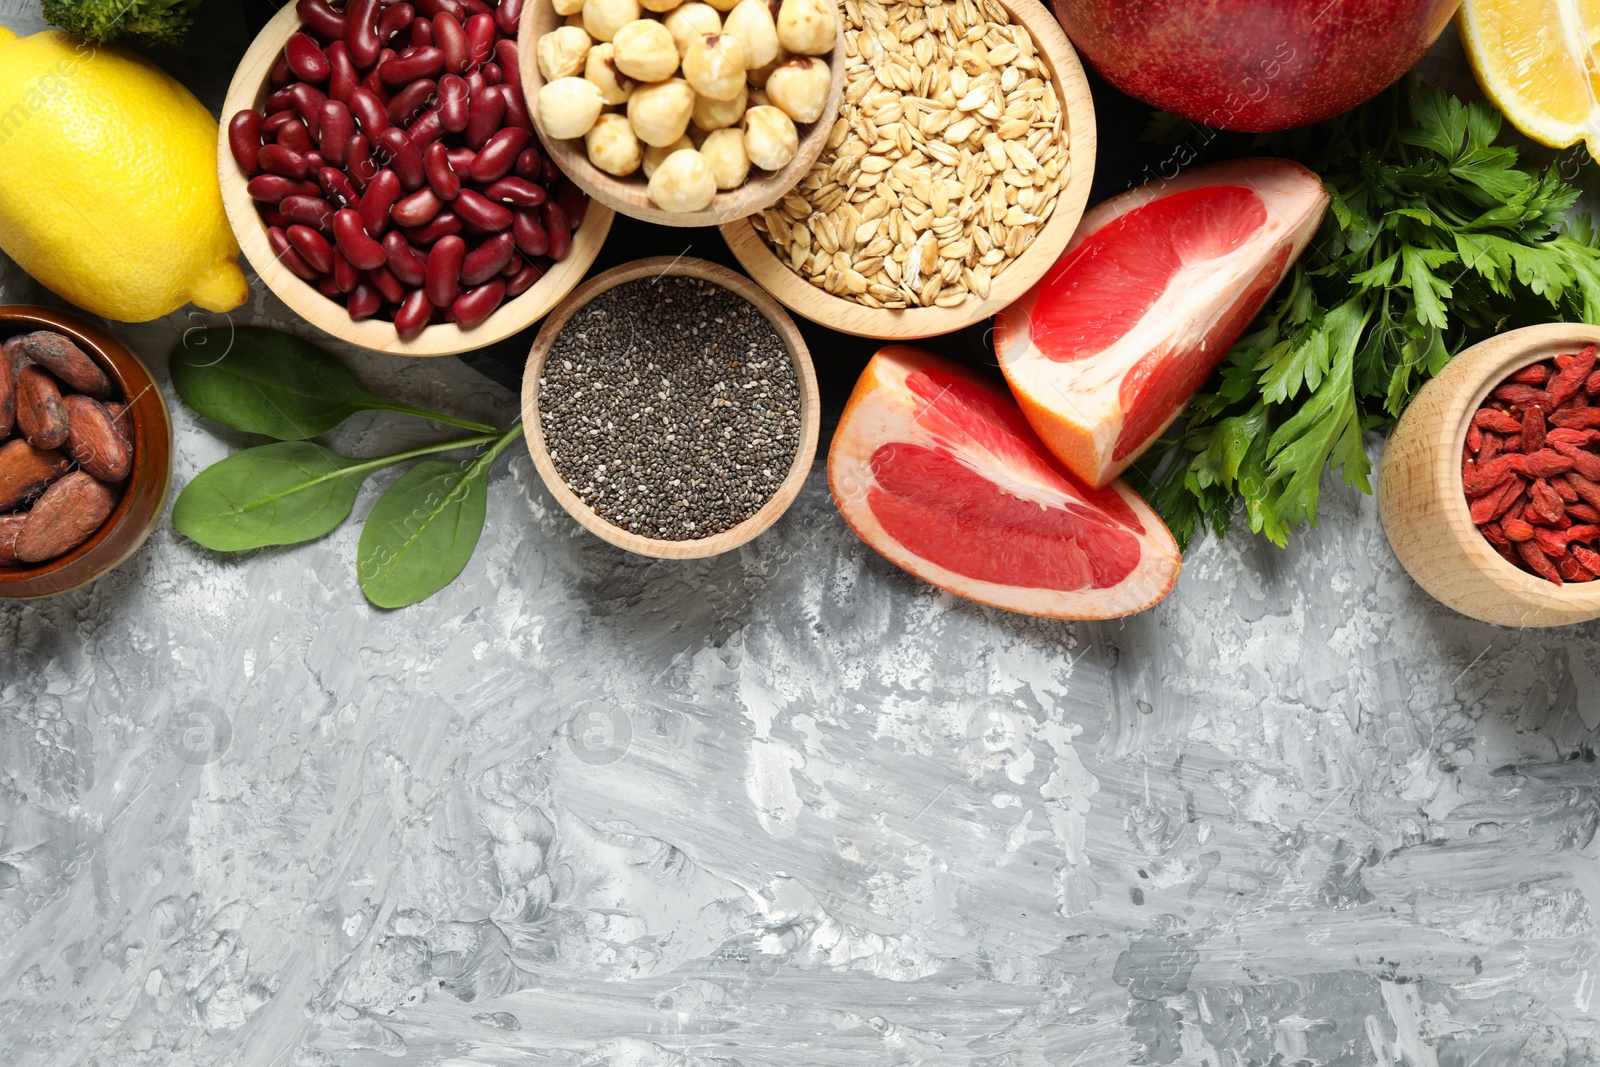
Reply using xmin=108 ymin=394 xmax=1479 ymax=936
xmin=521 ymin=256 xmax=820 ymax=558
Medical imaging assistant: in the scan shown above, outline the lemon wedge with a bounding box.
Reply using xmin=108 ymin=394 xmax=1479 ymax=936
xmin=1459 ymin=0 xmax=1600 ymax=157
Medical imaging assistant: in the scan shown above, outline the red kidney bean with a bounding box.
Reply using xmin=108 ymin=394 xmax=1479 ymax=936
xmin=392 ymin=187 xmax=443 ymax=227
xmin=453 ymin=278 xmax=505 ymax=329
xmin=286 ymin=33 xmax=331 ymax=82
xmin=435 ymin=74 xmax=470 ymax=133
xmin=407 ymin=108 xmax=445 ymax=146
xmin=359 ymin=168 xmax=401 ymax=235
xmin=482 ymin=176 xmax=545 ymax=207
xmin=287 ymin=224 xmax=335 ymax=273
xmin=317 ymin=166 xmax=360 ymax=207
xmin=447 ymin=146 xmax=476 ymax=173
xmin=513 ymin=146 xmax=542 ymax=180
xmin=369 ymin=264 xmax=408 ymax=303
xmin=540 ymin=153 xmax=560 ymax=186
xmin=297 ymin=0 xmax=347 ymax=40
xmin=346 ymin=0 xmax=382 ymax=68
xmin=496 ymin=84 xmax=533 ymax=134
xmin=465 ymin=69 xmax=486 ymax=97
xmin=248 ymin=174 xmax=321 ymax=203
xmin=394 ymin=288 xmax=434 ymax=338
xmin=382 ymin=231 xmax=428 ymax=284
xmin=318 ymin=273 xmax=344 ymax=298
xmin=493 ymin=37 xmax=519 ymax=86
xmin=346 ymin=133 xmax=377 ymax=188
xmin=266 ymin=87 xmax=295 ymax=113
xmin=464 ymin=14 xmax=495 ymax=69
xmin=346 ymin=85 xmax=389 ymax=136
xmin=424 ymin=142 xmax=461 ymax=200
xmin=433 ymin=12 xmax=469 ymax=73
xmin=500 ymin=251 xmax=522 ymax=277
xmin=280 ymin=194 xmax=335 ymax=228
xmin=277 ymin=118 xmax=315 ymax=154
xmin=481 ymin=63 xmax=501 ymax=86
xmin=288 ymin=83 xmax=327 ymax=135
xmin=304 ymin=149 xmax=326 ymax=172
xmin=380 ymin=46 xmax=443 ymax=86
xmin=386 ymin=76 xmax=437 ymax=125
xmin=267 ymin=226 xmax=321 ymax=282
xmin=464 ymin=89 xmax=504 ymax=151
xmin=410 ymin=16 xmax=433 ymax=47
xmin=228 ymin=111 xmax=264 ymax=175
xmin=507 ymin=260 xmax=544 ymax=297
xmin=376 ymin=127 xmax=426 ymax=190
xmin=263 ymin=108 xmax=300 ymax=135
xmin=461 ymin=0 xmax=493 ymax=17
xmin=407 ymin=210 xmax=462 ymax=244
xmin=318 ymin=100 xmax=354 ymax=165
xmin=556 ymin=179 xmax=586 ymax=227
xmin=543 ymin=201 xmax=571 ymax=260
xmin=426 ymin=235 xmax=466 ymax=306
xmin=364 ymin=59 xmax=392 ymax=104
xmin=376 ymin=1 xmax=415 ymax=43
xmin=262 ymin=207 xmax=289 ymax=228
xmin=271 ymin=55 xmax=294 ymax=90
xmin=333 ymin=250 xmax=361 ymax=292
xmin=416 ymin=0 xmax=464 ymax=20
xmin=511 ymin=208 xmax=547 ymax=257
xmin=335 ymin=207 xmax=389 ymax=269
xmin=455 ymin=188 xmax=511 ymax=231
xmin=468 ymin=127 xmax=525 ymax=183
xmin=258 ymin=144 xmax=309 ymax=180
xmin=348 ymin=281 xmax=383 ymax=319
xmin=494 ymin=0 xmax=522 ymax=36
xmin=326 ymin=41 xmax=360 ymax=101
xmin=460 ymin=231 xmax=514 ymax=286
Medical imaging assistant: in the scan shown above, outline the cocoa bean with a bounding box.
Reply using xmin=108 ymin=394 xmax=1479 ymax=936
xmin=0 ymin=514 xmax=24 ymax=566
xmin=2 ymin=336 xmax=27 ymax=378
xmin=14 ymin=472 xmax=117 ymax=563
xmin=103 ymin=401 xmax=133 ymax=450
xmin=62 ymin=396 xmax=131 ymax=483
xmin=0 ymin=439 xmax=70 ymax=510
xmin=0 ymin=346 xmax=12 ymax=440
xmin=16 ymin=366 xmax=70 ymax=450
xmin=12 ymin=331 xmax=114 ymax=400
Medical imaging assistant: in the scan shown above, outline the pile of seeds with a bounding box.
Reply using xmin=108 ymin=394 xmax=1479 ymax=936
xmin=749 ymin=0 xmax=1068 ymax=309
xmin=539 ymin=275 xmax=802 ymax=540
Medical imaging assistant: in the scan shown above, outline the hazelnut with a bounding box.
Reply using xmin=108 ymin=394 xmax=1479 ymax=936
xmin=682 ymin=32 xmax=746 ymax=100
xmin=584 ymin=42 xmax=638 ymax=105
xmin=742 ymin=104 xmax=796 ymax=170
xmin=581 ymin=0 xmax=641 ymax=42
xmin=642 ymin=134 xmax=694 ymax=178
xmin=664 ymin=2 xmax=721 ymax=56
xmin=585 ymin=113 xmax=643 ymax=175
xmin=746 ymin=45 xmax=789 ymax=88
xmin=611 ymin=19 xmax=680 ymax=82
xmin=775 ymin=0 xmax=834 ymax=55
xmin=764 ymin=55 xmax=829 ymax=123
xmin=537 ymin=25 xmax=593 ymax=81
xmin=647 ymin=148 xmax=717 ymax=212
xmin=639 ymin=0 xmax=682 ymax=10
xmin=553 ymin=0 xmax=584 ymax=14
xmin=699 ymin=127 xmax=749 ymax=188
xmin=537 ymin=76 xmax=605 ymax=139
xmin=691 ymin=81 xmax=746 ymax=130
xmin=722 ymin=0 xmax=780 ymax=68
xmin=746 ymin=85 xmax=770 ymax=108
xmin=627 ymin=77 xmax=696 ymax=146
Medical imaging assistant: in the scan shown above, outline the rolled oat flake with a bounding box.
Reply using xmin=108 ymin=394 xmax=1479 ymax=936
xmin=540 ymin=275 xmax=802 ymax=540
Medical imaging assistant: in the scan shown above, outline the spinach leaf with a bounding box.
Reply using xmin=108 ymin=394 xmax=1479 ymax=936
xmin=172 ymin=327 xmax=499 ymax=440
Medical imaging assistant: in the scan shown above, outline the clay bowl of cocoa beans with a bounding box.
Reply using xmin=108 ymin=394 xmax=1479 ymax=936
xmin=0 ymin=306 xmax=172 ymax=599
xmin=219 ymin=0 xmax=613 ymax=356
xmin=1381 ymin=322 xmax=1600 ymax=627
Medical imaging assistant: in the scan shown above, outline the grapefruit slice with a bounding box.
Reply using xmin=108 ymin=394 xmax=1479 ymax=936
xmin=828 ymin=346 xmax=1180 ymax=619
xmin=994 ymin=158 xmax=1328 ymax=488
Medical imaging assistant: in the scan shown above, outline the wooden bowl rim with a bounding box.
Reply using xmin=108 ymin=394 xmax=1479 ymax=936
xmin=519 ymin=1 xmax=848 ymax=229
xmin=520 ymin=255 xmax=820 ymax=558
xmin=0 ymin=305 xmax=173 ymax=598
xmin=717 ymin=0 xmax=1097 ymax=339
xmin=1423 ymin=322 xmax=1600 ymax=610
xmin=218 ymin=1 xmax=616 ymax=357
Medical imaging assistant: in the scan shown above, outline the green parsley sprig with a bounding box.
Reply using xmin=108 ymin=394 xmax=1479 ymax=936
xmin=1131 ymin=85 xmax=1600 ymax=549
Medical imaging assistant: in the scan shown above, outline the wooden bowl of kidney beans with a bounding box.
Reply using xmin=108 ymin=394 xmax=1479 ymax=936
xmin=219 ymin=0 xmax=613 ymax=356
xmin=1380 ymin=322 xmax=1600 ymax=627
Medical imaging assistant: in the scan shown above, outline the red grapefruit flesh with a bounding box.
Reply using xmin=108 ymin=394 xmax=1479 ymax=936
xmin=829 ymin=346 xmax=1180 ymax=619
xmin=994 ymin=158 xmax=1328 ymax=488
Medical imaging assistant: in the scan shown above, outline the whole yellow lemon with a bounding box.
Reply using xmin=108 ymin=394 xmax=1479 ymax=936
xmin=0 ymin=27 xmax=248 ymax=322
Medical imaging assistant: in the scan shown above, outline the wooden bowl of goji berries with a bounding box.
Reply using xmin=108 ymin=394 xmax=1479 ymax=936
xmin=1381 ymin=323 xmax=1600 ymax=627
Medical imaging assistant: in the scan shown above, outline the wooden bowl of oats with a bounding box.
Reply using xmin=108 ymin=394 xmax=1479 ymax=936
xmin=721 ymin=0 xmax=1095 ymax=339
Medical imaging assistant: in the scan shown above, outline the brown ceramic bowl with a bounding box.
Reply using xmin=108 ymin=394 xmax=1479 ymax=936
xmin=0 ymin=306 xmax=172 ymax=599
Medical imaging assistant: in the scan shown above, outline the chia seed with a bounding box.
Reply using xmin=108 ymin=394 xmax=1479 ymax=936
xmin=538 ymin=275 xmax=803 ymax=540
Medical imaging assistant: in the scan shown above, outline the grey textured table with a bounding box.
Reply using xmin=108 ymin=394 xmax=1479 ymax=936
xmin=2 ymin=5 xmax=1599 ymax=1065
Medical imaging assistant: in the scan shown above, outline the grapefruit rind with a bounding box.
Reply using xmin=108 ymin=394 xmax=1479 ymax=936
xmin=995 ymin=158 xmax=1328 ymax=489
xmin=829 ymin=346 xmax=1181 ymax=620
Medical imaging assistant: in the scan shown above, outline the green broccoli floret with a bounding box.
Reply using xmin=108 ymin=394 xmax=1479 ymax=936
xmin=40 ymin=0 xmax=205 ymax=47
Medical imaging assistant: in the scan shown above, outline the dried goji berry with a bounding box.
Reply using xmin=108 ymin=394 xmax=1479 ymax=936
xmin=1523 ymin=407 xmax=1547 ymax=452
xmin=1472 ymin=408 xmax=1523 ymax=434
xmin=1503 ymin=517 xmax=1536 ymax=542
xmin=1463 ymin=454 xmax=1522 ymax=496
xmin=1492 ymin=383 xmax=1554 ymax=410
xmin=1551 ymin=407 xmax=1600 ymax=429
xmin=1470 ymin=476 xmax=1523 ymax=523
xmin=1517 ymin=539 xmax=1564 ymax=583
xmin=1565 ymin=523 xmax=1600 ymax=543
xmin=1551 ymin=346 xmax=1598 ymax=405
xmin=1520 ymin=449 xmax=1576 ymax=478
xmin=1570 ymin=502 xmax=1600 ymax=523
xmin=1557 ymin=551 xmax=1594 ymax=582
xmin=1551 ymin=439 xmax=1600 ymax=481
xmin=1530 ymin=478 xmax=1566 ymax=523
xmin=1466 ymin=422 xmax=1483 ymax=453
xmin=1482 ymin=522 xmax=1510 ymax=547
xmin=1574 ymin=543 xmax=1600 ymax=573
xmin=1480 ymin=431 xmax=1503 ymax=463
xmin=1535 ymin=526 xmax=1571 ymax=557
xmin=1546 ymin=427 xmax=1600 ymax=449
xmin=1554 ymin=476 xmax=1580 ymax=503
xmin=1587 ymin=368 xmax=1600 ymax=395
xmin=1513 ymin=363 xmax=1552 ymax=385
xmin=1567 ymin=473 xmax=1600 ymax=510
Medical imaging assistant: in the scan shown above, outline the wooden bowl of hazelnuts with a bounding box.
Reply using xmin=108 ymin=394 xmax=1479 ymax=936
xmin=519 ymin=0 xmax=845 ymax=226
